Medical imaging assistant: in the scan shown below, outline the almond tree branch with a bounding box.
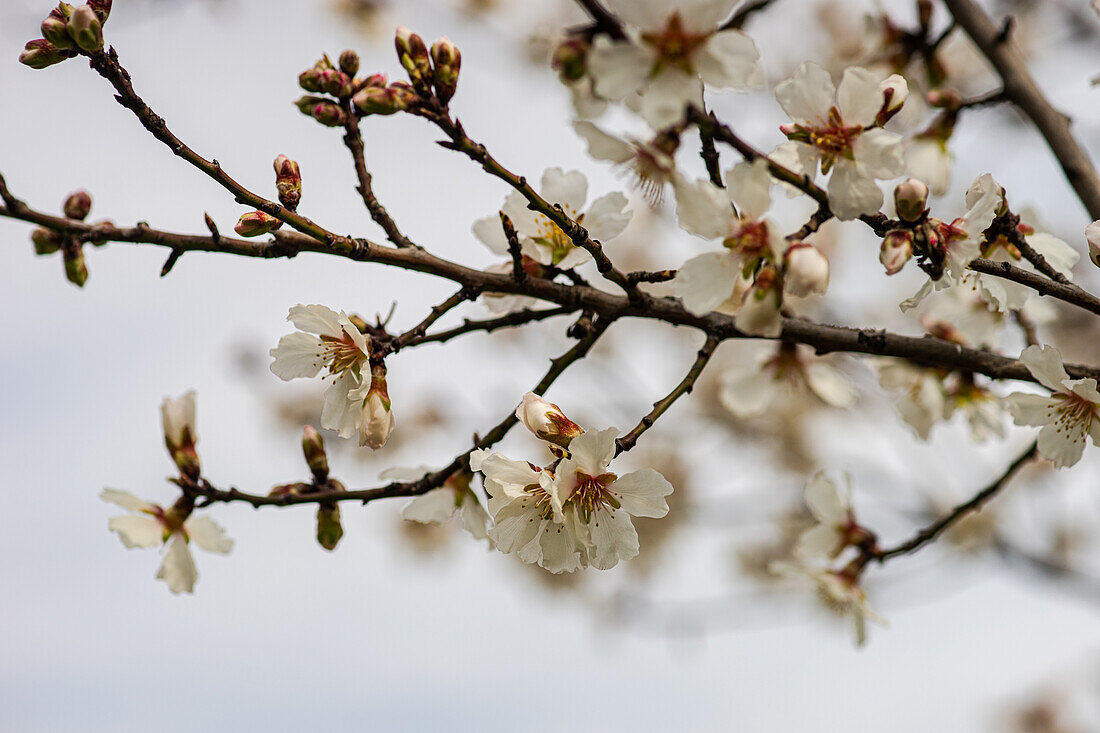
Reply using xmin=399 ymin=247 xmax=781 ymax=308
xmin=943 ymin=0 xmax=1100 ymax=219
xmin=873 ymin=440 xmax=1039 ymax=562
xmin=400 ymin=306 xmax=578 ymax=348
xmin=188 ymin=316 xmax=614 ymax=508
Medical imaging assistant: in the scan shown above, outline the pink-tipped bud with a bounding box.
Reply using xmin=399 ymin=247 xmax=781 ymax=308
xmin=316 ymin=505 xmax=343 ymax=551
xmin=273 ymin=155 xmax=302 ymax=211
xmin=551 ymin=37 xmax=589 ymax=82
xmin=293 ymin=95 xmax=327 ymax=115
xmin=162 ymin=391 xmax=200 ymax=480
xmin=880 ymin=229 xmax=914 ymax=275
xmin=62 ymin=243 xmax=87 ymax=287
xmin=926 ymin=88 xmax=962 ymax=110
xmin=516 ymin=392 xmax=583 ymax=448
xmin=67 ymin=5 xmax=103 ymax=53
xmin=779 ymin=123 xmax=811 ymax=144
xmin=430 ymin=37 xmax=461 ymax=104
xmin=42 ymin=4 xmax=75 ymax=49
xmin=310 ymin=102 xmax=346 ymax=127
xmin=338 ymin=49 xmax=360 ymax=77
xmin=783 ymin=243 xmax=830 ymax=297
xmin=63 ymin=189 xmax=92 ymax=220
xmin=363 ymin=72 xmax=387 ymax=88
xmin=352 ymin=83 xmax=415 ymax=115
xmin=319 ymin=69 xmax=352 ymax=97
xmin=301 ymin=425 xmax=329 ymax=483
xmin=234 ymin=210 xmax=281 ymax=237
xmin=395 ymin=27 xmax=431 ymax=87
xmin=88 ymin=0 xmax=111 ymax=23
xmin=19 ymin=38 xmax=70 ymax=69
xmin=32 ymin=228 xmax=63 ymax=255
xmin=876 ymin=74 xmax=908 ymax=125
xmin=893 ymin=178 xmax=929 ymax=222
xmin=298 ymin=67 xmax=325 ymax=93
xmin=359 ymin=363 xmax=395 ymax=450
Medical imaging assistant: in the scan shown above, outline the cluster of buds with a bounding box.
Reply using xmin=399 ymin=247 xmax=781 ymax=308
xmin=30 ymin=190 xmax=95 ymax=286
xmin=395 ymin=28 xmax=461 ymax=106
xmin=351 ymin=74 xmax=416 ymax=117
xmin=295 ymin=53 xmax=354 ymax=127
xmin=20 ymin=1 xmax=112 ymax=68
xmin=269 ymin=426 xmax=347 ymax=550
xmin=516 ymin=392 xmax=583 ymax=455
xmin=880 ymin=179 xmax=930 ymax=275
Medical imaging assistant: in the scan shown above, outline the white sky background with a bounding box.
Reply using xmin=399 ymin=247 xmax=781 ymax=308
xmin=2 ymin=0 xmax=1100 ymax=730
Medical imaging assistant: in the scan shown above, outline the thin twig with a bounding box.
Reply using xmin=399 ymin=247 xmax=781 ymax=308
xmin=500 ymin=212 xmax=526 ymax=282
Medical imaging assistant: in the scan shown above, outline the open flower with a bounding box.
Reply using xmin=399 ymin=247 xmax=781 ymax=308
xmin=269 ymin=304 xmax=371 ymax=438
xmin=773 ymin=63 xmax=906 ymax=220
xmin=770 ymin=560 xmax=885 ymax=646
xmin=574 ymin=121 xmax=679 ymax=204
xmin=543 ymin=428 xmax=674 ymax=571
xmin=719 ymin=343 xmax=856 ymax=418
xmin=1006 ymin=345 xmax=1100 ymax=468
xmin=876 ymin=359 xmax=947 ymax=439
xmin=793 ymin=473 xmax=861 ymax=561
xmin=587 ymin=0 xmax=760 ymax=128
xmin=472 ymin=168 xmax=631 ymax=269
xmin=101 ymin=489 xmax=232 ymax=594
xmin=671 ymin=158 xmax=785 ymax=317
xmin=388 ymin=466 xmax=490 ymax=540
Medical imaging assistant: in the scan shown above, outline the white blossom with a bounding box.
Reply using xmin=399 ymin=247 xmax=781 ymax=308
xmin=587 ymin=0 xmax=760 ymax=128
xmin=388 ymin=466 xmax=490 ymax=540
xmin=574 ymin=121 xmax=678 ymax=204
xmin=472 ymin=167 xmax=631 ymax=269
xmin=876 ymin=360 xmax=947 ymax=439
xmin=793 ymin=473 xmax=857 ymax=561
xmin=101 ymin=489 xmax=232 ymax=594
xmin=719 ymin=343 xmax=856 ymax=418
xmin=774 ymin=63 xmax=906 ymax=220
xmin=1006 ymin=345 xmax=1100 ymax=468
xmin=770 ymin=560 xmax=884 ymax=646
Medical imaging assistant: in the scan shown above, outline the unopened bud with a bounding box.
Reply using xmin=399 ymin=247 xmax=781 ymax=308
xmin=352 ymin=84 xmax=415 ymax=116
xmin=893 ymin=178 xmax=929 ymax=222
xmin=395 ymin=27 xmax=431 ymax=87
xmin=338 ymin=49 xmax=360 ymax=77
xmin=274 ymin=155 xmax=302 ymax=211
xmin=63 ymin=189 xmax=92 ymax=220
xmin=293 ymin=95 xmax=327 ymax=115
xmin=32 ymin=228 xmax=63 ymax=255
xmin=320 ymin=69 xmax=351 ymax=97
xmin=298 ymin=67 xmax=325 ymax=93
xmin=67 ymin=5 xmax=103 ymax=53
xmin=87 ymin=0 xmax=111 ymax=23
xmin=783 ymin=242 xmax=830 ymax=297
xmin=876 ymin=74 xmax=908 ymax=124
xmin=1086 ymin=221 xmax=1100 ymax=268
xmin=234 ymin=210 xmax=280 ymax=237
xmin=880 ymin=229 xmax=914 ymax=275
xmin=310 ymin=102 xmax=346 ymax=127
xmin=301 ymin=425 xmax=329 ymax=483
xmin=161 ymin=391 xmax=200 ymax=480
xmin=926 ymin=88 xmax=962 ymax=110
xmin=516 ymin=392 xmax=583 ymax=448
xmin=551 ymin=37 xmax=589 ymax=82
xmin=62 ymin=244 xmax=87 ymax=286
xmin=363 ymin=72 xmax=387 ymax=88
xmin=430 ymin=37 xmax=461 ymax=105
xmin=42 ymin=4 xmax=75 ymax=49
xmin=316 ymin=505 xmax=343 ymax=551
xmin=269 ymin=482 xmax=310 ymax=498
xmin=359 ymin=363 xmax=395 ymax=450
xmin=19 ymin=38 xmax=70 ymax=69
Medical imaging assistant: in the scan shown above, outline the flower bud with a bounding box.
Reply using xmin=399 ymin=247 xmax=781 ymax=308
xmin=62 ymin=244 xmax=87 ymax=286
xmin=926 ymin=88 xmax=962 ymax=110
xmin=234 ymin=210 xmax=281 ymax=237
xmin=67 ymin=5 xmax=103 ymax=53
xmin=876 ymin=74 xmax=908 ymax=125
xmin=783 ymin=243 xmax=829 ymax=297
xmin=316 ymin=505 xmax=343 ymax=551
xmin=19 ymin=39 xmax=70 ymax=69
xmin=338 ymin=49 xmax=360 ymax=77
xmin=273 ymin=155 xmax=302 ymax=211
xmin=395 ymin=27 xmax=431 ymax=88
xmin=161 ymin=391 xmax=200 ymax=479
xmin=301 ymin=425 xmax=329 ymax=483
xmin=1086 ymin=220 xmax=1100 ymax=268
xmin=293 ymin=95 xmax=328 ymax=115
xmin=359 ymin=363 xmax=395 ymax=450
xmin=352 ymin=84 xmax=415 ymax=115
xmin=362 ymin=72 xmax=387 ymax=88
xmin=298 ymin=67 xmax=325 ymax=93
xmin=430 ymin=37 xmax=461 ymax=105
xmin=42 ymin=4 xmax=75 ymax=49
xmin=88 ymin=0 xmax=111 ymax=23
xmin=893 ymin=178 xmax=929 ymax=222
xmin=32 ymin=228 xmax=63 ymax=255
xmin=269 ymin=482 xmax=310 ymax=498
xmin=63 ymin=189 xmax=92 ymax=220
xmin=516 ymin=392 xmax=583 ymax=448
xmin=880 ymin=229 xmax=913 ymax=275
xmin=310 ymin=102 xmax=346 ymax=127
xmin=735 ymin=272 xmax=782 ymax=338
xmin=319 ymin=69 xmax=351 ymax=97
xmin=551 ymin=37 xmax=589 ymax=82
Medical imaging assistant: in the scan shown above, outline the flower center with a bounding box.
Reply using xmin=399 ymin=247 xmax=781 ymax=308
xmin=516 ymin=482 xmax=555 ymax=521
xmin=318 ymin=332 xmax=367 ymax=378
xmin=642 ymin=12 xmax=708 ymax=75
xmin=1050 ymin=392 xmax=1097 ymax=440
xmin=785 ymin=108 xmax=863 ymax=174
xmin=725 ymin=218 xmax=772 ymax=261
xmin=532 ymin=208 xmax=583 ymax=265
xmin=566 ymin=470 xmax=619 ymax=522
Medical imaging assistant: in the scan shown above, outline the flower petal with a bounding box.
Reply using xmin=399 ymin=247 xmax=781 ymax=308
xmin=673 ymin=177 xmax=732 ymax=239
xmin=612 ymin=468 xmax=672 ymax=518
xmin=100 ymin=488 xmax=154 ymax=513
xmin=573 ymin=121 xmax=634 ymax=163
xmin=1018 ymin=344 xmax=1071 ymax=393
xmin=184 ymin=516 xmax=234 ymax=554
xmin=108 ymin=515 xmax=163 ymax=548
xmin=695 ymin=30 xmax=760 ymax=89
xmin=726 ymin=158 xmax=772 ymax=220
xmin=586 ymin=508 xmax=639 ymax=570
xmin=589 ymin=37 xmax=652 ymax=99
xmin=852 ymin=128 xmax=904 ymax=179
xmin=828 ymin=160 xmax=883 ymax=221
xmin=584 ymin=191 xmax=632 ymax=242
xmin=156 ymin=533 xmax=198 ymax=594
xmin=836 ymin=66 xmax=883 ymax=126
xmin=562 ymin=427 xmax=618 ymax=477
xmin=287 ymin=304 xmax=342 ymax=336
xmin=401 ymin=487 xmax=457 ymax=524
xmin=269 ymin=332 xmax=324 ymax=380
xmin=775 ymin=62 xmax=835 ymax=124
xmin=805 ymin=362 xmax=857 ymax=408
xmin=540 ymin=168 xmax=588 ymax=212
xmin=673 ymin=251 xmax=741 ymax=316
